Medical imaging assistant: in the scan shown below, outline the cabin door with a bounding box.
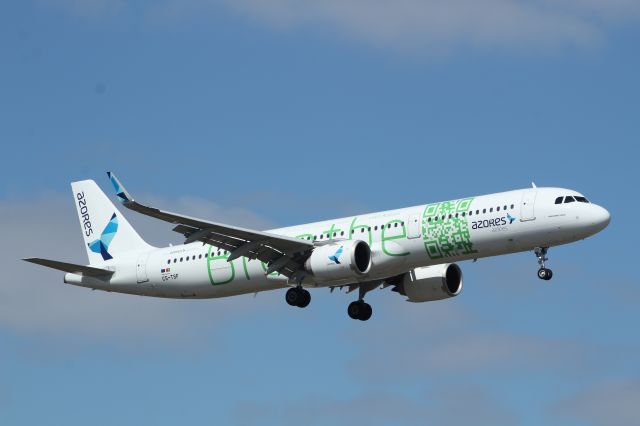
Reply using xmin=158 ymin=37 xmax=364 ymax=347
xmin=520 ymin=189 xmax=537 ymax=222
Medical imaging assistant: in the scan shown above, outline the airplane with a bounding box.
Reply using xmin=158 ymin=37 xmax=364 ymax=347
xmin=24 ymin=173 xmax=610 ymax=321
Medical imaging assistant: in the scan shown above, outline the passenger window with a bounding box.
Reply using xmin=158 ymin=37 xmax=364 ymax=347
xmin=192 ymin=255 xmax=196 ymax=260
xmin=462 ymin=212 xmax=465 ymax=217
xmin=394 ymin=223 xmax=398 ymax=227
xmin=511 ymin=204 xmax=515 ymax=209
xmin=555 ymin=197 xmax=563 ymax=204
xmin=180 ymin=257 xmax=183 ymax=262
xmin=167 ymin=259 xmax=171 ymax=264
xmin=476 ymin=210 xmax=480 ymax=215
xmin=503 ymin=205 xmax=507 ymax=210
xmin=198 ymin=254 xmax=202 ymax=259
xmin=490 ymin=208 xmax=493 ymax=213
xmin=341 ymin=231 xmax=344 ymax=236
xmin=483 ymin=209 xmax=486 ymax=214
xmin=565 ymin=196 xmax=576 ymax=203
xmin=497 ymin=206 xmax=500 ymax=211
xmin=174 ymin=259 xmax=177 ymax=263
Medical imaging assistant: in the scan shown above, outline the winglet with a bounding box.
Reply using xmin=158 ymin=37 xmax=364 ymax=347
xmin=107 ymin=172 xmax=133 ymax=203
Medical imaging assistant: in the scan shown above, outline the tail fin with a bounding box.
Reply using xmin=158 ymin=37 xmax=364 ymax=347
xmin=71 ymin=179 xmax=152 ymax=265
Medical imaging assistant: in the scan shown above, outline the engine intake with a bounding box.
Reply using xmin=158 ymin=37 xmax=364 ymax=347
xmin=305 ymin=240 xmax=371 ymax=284
xmin=399 ymin=263 xmax=463 ymax=302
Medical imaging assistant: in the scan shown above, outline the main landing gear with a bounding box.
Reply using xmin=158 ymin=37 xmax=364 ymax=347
xmin=347 ymin=282 xmax=378 ymax=321
xmin=535 ymin=247 xmax=553 ymax=281
xmin=285 ymin=286 xmax=311 ymax=308
xmin=348 ymin=300 xmax=372 ymax=321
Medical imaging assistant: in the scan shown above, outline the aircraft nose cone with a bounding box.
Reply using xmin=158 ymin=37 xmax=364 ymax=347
xmin=591 ymin=205 xmax=611 ymax=232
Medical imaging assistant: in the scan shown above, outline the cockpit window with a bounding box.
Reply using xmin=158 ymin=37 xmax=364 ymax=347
xmin=564 ymin=196 xmax=576 ymax=203
xmin=575 ymin=196 xmax=589 ymax=203
xmin=555 ymin=196 xmax=563 ymax=204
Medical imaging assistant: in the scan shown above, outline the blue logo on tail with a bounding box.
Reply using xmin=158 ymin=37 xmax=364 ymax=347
xmin=89 ymin=213 xmax=118 ymax=260
xmin=328 ymin=246 xmax=344 ymax=264
xmin=507 ymin=213 xmax=516 ymax=224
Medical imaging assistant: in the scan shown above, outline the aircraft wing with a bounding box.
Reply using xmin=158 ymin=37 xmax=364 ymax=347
xmin=106 ymin=172 xmax=313 ymax=278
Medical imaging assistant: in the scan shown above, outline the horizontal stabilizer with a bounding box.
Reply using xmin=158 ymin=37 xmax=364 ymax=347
xmin=22 ymin=258 xmax=114 ymax=277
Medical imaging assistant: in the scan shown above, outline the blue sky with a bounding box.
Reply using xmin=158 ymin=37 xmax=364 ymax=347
xmin=1 ymin=1 xmax=639 ymax=425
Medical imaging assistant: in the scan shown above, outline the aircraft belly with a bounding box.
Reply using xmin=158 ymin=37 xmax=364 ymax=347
xmin=147 ymin=250 xmax=288 ymax=299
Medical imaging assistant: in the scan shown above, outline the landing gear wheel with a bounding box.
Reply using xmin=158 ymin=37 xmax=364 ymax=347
xmin=359 ymin=303 xmax=372 ymax=321
xmin=534 ymin=247 xmax=553 ymax=281
xmin=347 ymin=301 xmax=373 ymax=321
xmin=286 ymin=287 xmax=311 ymax=308
xmin=347 ymin=301 xmax=360 ymax=319
xmin=285 ymin=288 xmax=299 ymax=306
xmin=537 ymin=268 xmax=553 ymax=281
xmin=298 ymin=289 xmax=311 ymax=308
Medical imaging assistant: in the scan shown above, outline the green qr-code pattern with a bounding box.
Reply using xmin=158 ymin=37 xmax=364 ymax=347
xmin=422 ymin=198 xmax=477 ymax=260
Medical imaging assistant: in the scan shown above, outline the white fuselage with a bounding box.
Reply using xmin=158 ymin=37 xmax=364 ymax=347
xmin=65 ymin=187 xmax=610 ymax=298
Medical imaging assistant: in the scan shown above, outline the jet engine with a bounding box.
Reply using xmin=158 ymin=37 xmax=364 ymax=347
xmin=305 ymin=240 xmax=371 ymax=283
xmin=396 ymin=264 xmax=463 ymax=302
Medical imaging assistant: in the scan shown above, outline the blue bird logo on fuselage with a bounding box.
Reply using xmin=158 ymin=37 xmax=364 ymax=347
xmin=328 ymin=246 xmax=344 ymax=264
xmin=507 ymin=213 xmax=516 ymax=224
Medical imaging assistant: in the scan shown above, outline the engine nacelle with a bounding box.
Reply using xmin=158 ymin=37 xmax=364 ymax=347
xmin=400 ymin=264 xmax=463 ymax=302
xmin=305 ymin=240 xmax=372 ymax=284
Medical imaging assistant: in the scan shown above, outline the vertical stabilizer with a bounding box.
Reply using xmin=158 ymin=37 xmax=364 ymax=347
xmin=71 ymin=180 xmax=152 ymax=265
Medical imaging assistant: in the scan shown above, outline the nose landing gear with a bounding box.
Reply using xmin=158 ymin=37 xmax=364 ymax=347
xmin=535 ymin=247 xmax=553 ymax=281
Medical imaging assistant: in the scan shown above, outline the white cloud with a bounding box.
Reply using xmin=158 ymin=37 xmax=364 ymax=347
xmin=218 ymin=0 xmax=640 ymax=52
xmin=339 ymin=296 xmax=637 ymax=385
xmin=552 ymin=379 xmax=640 ymax=426
xmin=225 ymin=0 xmax=597 ymax=50
xmin=231 ymin=385 xmax=517 ymax=426
xmin=47 ymin=0 xmax=640 ymax=52
xmin=0 ymin=193 xmax=277 ymax=344
xmin=46 ymin=0 xmax=126 ymax=18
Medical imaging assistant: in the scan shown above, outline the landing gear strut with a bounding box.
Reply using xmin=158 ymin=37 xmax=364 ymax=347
xmin=286 ymin=286 xmax=311 ymax=308
xmin=534 ymin=247 xmax=553 ymax=281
